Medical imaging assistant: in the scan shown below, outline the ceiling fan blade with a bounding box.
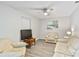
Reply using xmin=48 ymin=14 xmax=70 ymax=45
xmin=28 ymin=8 xmax=43 ymax=10
xmin=75 ymin=1 xmax=79 ymax=3
xmin=49 ymin=8 xmax=53 ymax=11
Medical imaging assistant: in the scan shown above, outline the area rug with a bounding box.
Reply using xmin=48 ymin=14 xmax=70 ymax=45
xmin=25 ymin=39 xmax=56 ymax=57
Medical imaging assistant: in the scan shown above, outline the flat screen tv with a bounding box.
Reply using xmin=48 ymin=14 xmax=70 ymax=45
xmin=20 ymin=29 xmax=32 ymax=40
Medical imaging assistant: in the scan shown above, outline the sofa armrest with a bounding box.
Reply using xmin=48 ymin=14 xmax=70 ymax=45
xmin=2 ymin=47 xmax=26 ymax=57
xmin=11 ymin=42 xmax=27 ymax=48
xmin=0 ymin=49 xmax=3 ymax=53
xmin=53 ymin=52 xmax=72 ymax=57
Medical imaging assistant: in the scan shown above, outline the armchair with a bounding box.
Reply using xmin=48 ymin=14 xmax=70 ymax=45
xmin=45 ymin=32 xmax=59 ymax=43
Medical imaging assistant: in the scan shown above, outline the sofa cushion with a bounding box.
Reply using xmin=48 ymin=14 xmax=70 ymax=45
xmin=4 ymin=47 xmax=26 ymax=56
xmin=0 ymin=52 xmax=23 ymax=57
xmin=74 ymin=49 xmax=79 ymax=57
xmin=53 ymin=52 xmax=71 ymax=57
xmin=0 ymin=38 xmax=26 ymax=57
xmin=0 ymin=39 xmax=13 ymax=51
xmin=0 ymin=49 xmax=3 ymax=53
xmin=55 ymin=42 xmax=68 ymax=52
xmin=55 ymin=42 xmax=76 ymax=56
xmin=67 ymin=38 xmax=79 ymax=50
xmin=57 ymin=38 xmax=68 ymax=43
xmin=11 ymin=42 xmax=27 ymax=48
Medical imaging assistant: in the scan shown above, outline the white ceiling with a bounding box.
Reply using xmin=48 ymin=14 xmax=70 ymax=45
xmin=0 ymin=1 xmax=79 ymax=19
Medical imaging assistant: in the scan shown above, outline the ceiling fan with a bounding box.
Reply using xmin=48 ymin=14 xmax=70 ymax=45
xmin=29 ymin=3 xmax=53 ymax=16
xmin=75 ymin=1 xmax=79 ymax=3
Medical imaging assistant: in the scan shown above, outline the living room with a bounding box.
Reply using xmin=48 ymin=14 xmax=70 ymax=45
xmin=0 ymin=1 xmax=79 ymax=57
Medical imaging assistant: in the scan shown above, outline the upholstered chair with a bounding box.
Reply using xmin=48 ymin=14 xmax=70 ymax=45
xmin=45 ymin=32 xmax=59 ymax=43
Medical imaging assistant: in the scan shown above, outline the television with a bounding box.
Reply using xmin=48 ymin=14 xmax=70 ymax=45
xmin=20 ymin=29 xmax=32 ymax=40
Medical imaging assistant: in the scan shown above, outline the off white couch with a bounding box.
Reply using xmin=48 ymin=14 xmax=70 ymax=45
xmin=53 ymin=37 xmax=79 ymax=57
xmin=0 ymin=38 xmax=27 ymax=57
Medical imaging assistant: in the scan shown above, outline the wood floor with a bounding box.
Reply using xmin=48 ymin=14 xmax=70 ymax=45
xmin=25 ymin=39 xmax=56 ymax=57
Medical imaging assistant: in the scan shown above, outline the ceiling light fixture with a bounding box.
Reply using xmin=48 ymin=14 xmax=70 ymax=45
xmin=43 ymin=9 xmax=50 ymax=16
xmin=44 ymin=12 xmax=48 ymax=16
xmin=47 ymin=9 xmax=50 ymax=12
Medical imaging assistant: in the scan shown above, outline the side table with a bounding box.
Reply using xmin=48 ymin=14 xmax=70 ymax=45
xmin=24 ymin=38 xmax=36 ymax=48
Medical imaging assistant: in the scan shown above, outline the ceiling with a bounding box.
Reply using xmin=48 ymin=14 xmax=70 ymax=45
xmin=0 ymin=1 xmax=79 ymax=19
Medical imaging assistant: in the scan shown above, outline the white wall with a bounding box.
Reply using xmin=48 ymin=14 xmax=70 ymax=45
xmin=31 ymin=16 xmax=40 ymax=39
xmin=70 ymin=6 xmax=79 ymax=37
xmin=0 ymin=4 xmax=72 ymax=41
xmin=39 ymin=16 xmax=71 ymax=39
xmin=0 ymin=4 xmax=40 ymax=41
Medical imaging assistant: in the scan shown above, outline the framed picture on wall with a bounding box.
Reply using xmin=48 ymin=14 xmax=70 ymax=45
xmin=47 ymin=20 xmax=58 ymax=29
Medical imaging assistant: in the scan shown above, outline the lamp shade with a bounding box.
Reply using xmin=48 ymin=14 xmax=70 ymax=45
xmin=71 ymin=27 xmax=74 ymax=32
xmin=66 ymin=31 xmax=72 ymax=36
